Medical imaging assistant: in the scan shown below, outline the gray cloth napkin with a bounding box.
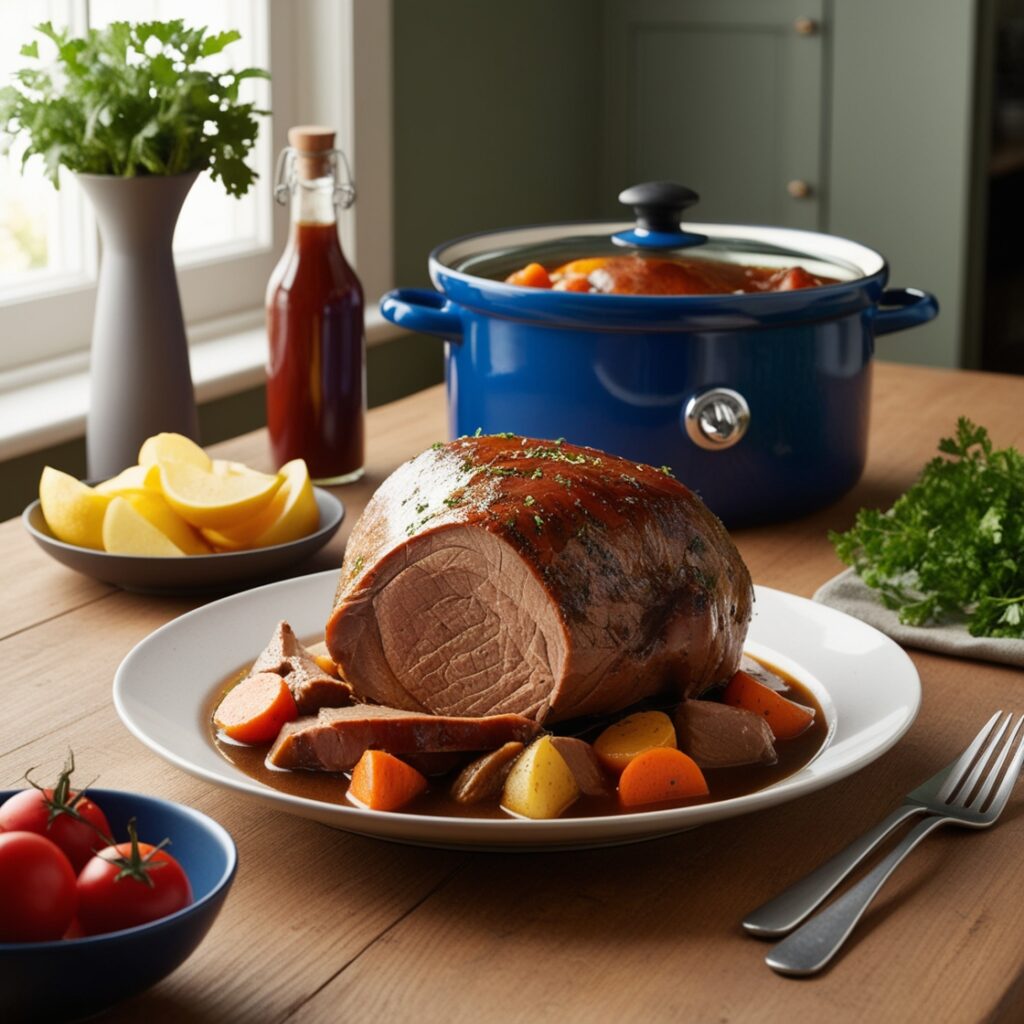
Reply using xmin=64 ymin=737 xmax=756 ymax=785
xmin=813 ymin=568 xmax=1024 ymax=668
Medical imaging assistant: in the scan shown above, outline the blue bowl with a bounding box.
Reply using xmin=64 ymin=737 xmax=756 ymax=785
xmin=0 ymin=789 xmax=237 ymax=1021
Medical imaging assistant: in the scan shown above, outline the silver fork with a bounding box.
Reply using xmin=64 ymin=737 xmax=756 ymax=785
xmin=744 ymin=710 xmax=1007 ymax=938
xmin=765 ymin=711 xmax=1024 ymax=977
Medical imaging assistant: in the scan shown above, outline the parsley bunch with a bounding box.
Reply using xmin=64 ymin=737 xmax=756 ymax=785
xmin=0 ymin=20 xmax=268 ymax=197
xmin=830 ymin=418 xmax=1024 ymax=639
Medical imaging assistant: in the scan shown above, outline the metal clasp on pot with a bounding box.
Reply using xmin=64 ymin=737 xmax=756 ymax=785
xmin=684 ymin=388 xmax=751 ymax=450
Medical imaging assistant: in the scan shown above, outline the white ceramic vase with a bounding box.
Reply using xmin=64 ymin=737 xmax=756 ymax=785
xmin=78 ymin=171 xmax=200 ymax=479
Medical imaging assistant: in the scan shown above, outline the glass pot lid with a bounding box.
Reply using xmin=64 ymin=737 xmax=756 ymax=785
xmin=436 ymin=182 xmax=884 ymax=291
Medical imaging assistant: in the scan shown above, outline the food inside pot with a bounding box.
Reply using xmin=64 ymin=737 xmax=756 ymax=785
xmin=505 ymin=256 xmax=835 ymax=295
xmin=208 ymin=433 xmax=827 ymax=820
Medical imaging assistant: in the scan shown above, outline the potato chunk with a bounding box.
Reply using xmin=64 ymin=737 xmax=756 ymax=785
xmin=593 ymin=710 xmax=677 ymax=774
xmin=501 ymin=736 xmax=580 ymax=820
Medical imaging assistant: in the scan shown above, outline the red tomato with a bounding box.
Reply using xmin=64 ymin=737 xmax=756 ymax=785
xmin=77 ymin=825 xmax=192 ymax=936
xmin=0 ymin=753 xmax=112 ymax=873
xmin=0 ymin=831 xmax=78 ymax=942
xmin=0 ymin=788 xmax=111 ymax=873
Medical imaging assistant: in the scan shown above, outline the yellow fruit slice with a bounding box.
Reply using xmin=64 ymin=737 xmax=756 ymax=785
xmin=202 ymin=459 xmax=319 ymax=550
xmin=158 ymin=460 xmax=283 ymax=529
xmin=122 ymin=490 xmax=213 ymax=555
xmin=39 ymin=467 xmax=110 ymax=550
xmin=102 ymin=497 xmax=186 ymax=556
xmin=254 ymin=460 xmax=319 ymax=547
xmin=211 ymin=459 xmax=254 ymax=477
xmin=94 ymin=464 xmax=159 ymax=496
xmin=138 ymin=433 xmax=212 ymax=472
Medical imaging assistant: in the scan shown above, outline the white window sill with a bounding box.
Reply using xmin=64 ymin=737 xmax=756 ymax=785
xmin=0 ymin=306 xmax=404 ymax=462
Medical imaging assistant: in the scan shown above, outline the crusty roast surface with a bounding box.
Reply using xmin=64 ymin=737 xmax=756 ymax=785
xmin=326 ymin=435 xmax=753 ymax=724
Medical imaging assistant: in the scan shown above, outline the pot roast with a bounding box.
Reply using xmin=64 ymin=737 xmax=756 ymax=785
xmin=325 ymin=435 xmax=754 ymax=725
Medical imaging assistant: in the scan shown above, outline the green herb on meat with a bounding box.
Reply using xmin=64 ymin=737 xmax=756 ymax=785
xmin=830 ymin=418 xmax=1024 ymax=638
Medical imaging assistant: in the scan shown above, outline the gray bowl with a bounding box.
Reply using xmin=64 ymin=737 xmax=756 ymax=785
xmin=23 ymin=487 xmax=344 ymax=595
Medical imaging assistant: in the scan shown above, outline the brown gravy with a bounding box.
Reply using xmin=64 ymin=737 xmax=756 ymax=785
xmin=209 ymin=656 xmax=827 ymax=819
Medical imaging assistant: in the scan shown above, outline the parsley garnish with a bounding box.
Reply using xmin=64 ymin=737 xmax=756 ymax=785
xmin=830 ymin=418 xmax=1024 ymax=638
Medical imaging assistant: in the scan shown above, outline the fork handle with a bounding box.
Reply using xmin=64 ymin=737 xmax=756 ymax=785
xmin=765 ymin=814 xmax=949 ymax=976
xmin=742 ymin=805 xmax=925 ymax=937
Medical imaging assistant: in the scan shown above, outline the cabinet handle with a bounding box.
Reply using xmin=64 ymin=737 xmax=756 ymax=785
xmin=793 ymin=16 xmax=818 ymax=35
xmin=787 ymin=180 xmax=813 ymax=200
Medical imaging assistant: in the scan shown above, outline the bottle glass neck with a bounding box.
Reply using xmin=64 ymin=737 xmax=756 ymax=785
xmin=291 ymin=176 xmax=337 ymax=226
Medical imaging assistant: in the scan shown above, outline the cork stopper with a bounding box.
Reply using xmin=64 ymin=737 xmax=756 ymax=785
xmin=288 ymin=125 xmax=335 ymax=180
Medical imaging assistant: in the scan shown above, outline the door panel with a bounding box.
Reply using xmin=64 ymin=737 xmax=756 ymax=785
xmin=604 ymin=0 xmax=826 ymax=229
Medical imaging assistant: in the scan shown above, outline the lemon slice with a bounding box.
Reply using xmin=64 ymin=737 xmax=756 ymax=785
xmin=122 ymin=490 xmax=212 ymax=555
xmin=202 ymin=459 xmax=319 ymax=549
xmin=94 ymin=464 xmax=159 ymax=496
xmin=138 ymin=433 xmax=212 ymax=472
xmin=102 ymin=497 xmax=186 ymax=557
xmin=159 ymin=460 xmax=283 ymax=529
xmin=211 ymin=459 xmax=255 ymax=477
xmin=39 ymin=467 xmax=110 ymax=550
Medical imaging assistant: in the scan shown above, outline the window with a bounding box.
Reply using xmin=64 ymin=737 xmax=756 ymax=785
xmin=0 ymin=0 xmax=284 ymax=373
xmin=0 ymin=0 xmax=395 ymax=395
xmin=0 ymin=0 xmax=394 ymax=384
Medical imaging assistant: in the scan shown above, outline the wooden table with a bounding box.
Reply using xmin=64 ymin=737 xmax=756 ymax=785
xmin=3 ymin=362 xmax=1023 ymax=1023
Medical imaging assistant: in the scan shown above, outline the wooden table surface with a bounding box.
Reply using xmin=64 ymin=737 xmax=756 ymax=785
xmin=3 ymin=362 xmax=1023 ymax=1023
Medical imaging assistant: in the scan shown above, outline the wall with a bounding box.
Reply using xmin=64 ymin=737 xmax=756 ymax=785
xmin=392 ymin=0 xmax=604 ymax=287
xmin=828 ymin=0 xmax=980 ymax=367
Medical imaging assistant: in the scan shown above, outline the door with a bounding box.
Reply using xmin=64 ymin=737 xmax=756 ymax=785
xmin=603 ymin=0 xmax=826 ymax=229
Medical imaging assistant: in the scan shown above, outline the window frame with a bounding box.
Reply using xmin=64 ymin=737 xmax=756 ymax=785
xmin=0 ymin=0 xmax=394 ymax=378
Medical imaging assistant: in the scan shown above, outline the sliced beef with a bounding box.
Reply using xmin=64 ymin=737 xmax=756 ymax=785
xmin=326 ymin=435 xmax=753 ymax=724
xmin=252 ymin=621 xmax=352 ymax=715
xmin=450 ymin=742 xmax=525 ymax=805
xmin=267 ymin=704 xmax=541 ymax=772
xmin=674 ymin=700 xmax=777 ymax=769
xmin=739 ymin=655 xmax=786 ymax=692
xmin=549 ymin=736 xmax=610 ymax=797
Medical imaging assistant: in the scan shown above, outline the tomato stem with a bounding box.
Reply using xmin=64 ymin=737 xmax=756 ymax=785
xmin=108 ymin=819 xmax=171 ymax=888
xmin=23 ymin=749 xmax=115 ymax=845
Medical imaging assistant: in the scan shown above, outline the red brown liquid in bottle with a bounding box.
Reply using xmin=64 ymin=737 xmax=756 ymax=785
xmin=266 ymin=174 xmax=365 ymax=482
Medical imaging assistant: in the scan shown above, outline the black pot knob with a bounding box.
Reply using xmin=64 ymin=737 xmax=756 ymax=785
xmin=614 ymin=182 xmax=707 ymax=250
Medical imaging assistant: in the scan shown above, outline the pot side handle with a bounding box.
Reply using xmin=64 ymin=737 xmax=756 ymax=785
xmin=872 ymin=288 xmax=939 ymax=336
xmin=380 ymin=288 xmax=464 ymax=342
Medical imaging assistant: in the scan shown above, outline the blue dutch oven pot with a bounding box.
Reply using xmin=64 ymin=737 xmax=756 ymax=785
xmin=381 ymin=183 xmax=938 ymax=527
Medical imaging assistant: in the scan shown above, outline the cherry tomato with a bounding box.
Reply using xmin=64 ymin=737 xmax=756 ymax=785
xmin=0 ymin=831 xmax=78 ymax=942
xmin=77 ymin=822 xmax=192 ymax=936
xmin=0 ymin=753 xmax=112 ymax=872
xmin=0 ymin=788 xmax=111 ymax=873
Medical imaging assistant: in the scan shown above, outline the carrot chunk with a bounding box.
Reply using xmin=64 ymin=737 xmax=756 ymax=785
xmin=722 ymin=670 xmax=815 ymax=740
xmin=214 ymin=672 xmax=299 ymax=744
xmin=618 ymin=748 xmax=708 ymax=807
xmin=349 ymin=750 xmax=428 ymax=812
xmin=506 ymin=262 xmax=552 ymax=289
xmin=552 ymin=275 xmax=591 ymax=292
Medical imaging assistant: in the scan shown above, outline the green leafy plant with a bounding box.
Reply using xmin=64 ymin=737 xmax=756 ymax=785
xmin=831 ymin=418 xmax=1024 ymax=639
xmin=0 ymin=20 xmax=269 ymax=197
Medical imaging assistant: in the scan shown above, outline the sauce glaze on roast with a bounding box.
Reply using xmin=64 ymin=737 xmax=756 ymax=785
xmin=326 ymin=435 xmax=754 ymax=724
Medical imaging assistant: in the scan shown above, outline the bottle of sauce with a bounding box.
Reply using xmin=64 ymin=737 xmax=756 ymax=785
xmin=266 ymin=126 xmax=365 ymax=483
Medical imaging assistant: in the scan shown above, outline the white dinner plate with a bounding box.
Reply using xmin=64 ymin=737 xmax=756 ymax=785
xmin=114 ymin=571 xmax=920 ymax=851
